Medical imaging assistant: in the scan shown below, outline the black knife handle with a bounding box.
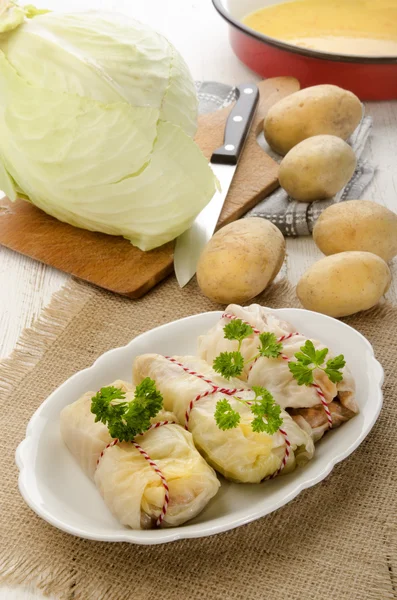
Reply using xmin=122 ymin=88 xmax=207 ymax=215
xmin=211 ymin=83 xmax=259 ymax=166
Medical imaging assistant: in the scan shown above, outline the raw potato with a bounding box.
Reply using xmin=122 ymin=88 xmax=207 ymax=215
xmin=197 ymin=218 xmax=285 ymax=304
xmin=297 ymin=251 xmax=391 ymax=318
xmin=279 ymin=135 xmax=356 ymax=202
xmin=313 ymin=200 xmax=397 ymax=262
xmin=264 ymin=84 xmax=362 ymax=155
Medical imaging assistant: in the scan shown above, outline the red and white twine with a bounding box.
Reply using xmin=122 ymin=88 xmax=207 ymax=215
xmin=222 ymin=312 xmax=333 ymax=429
xmin=164 ymin=356 xmax=291 ymax=480
xmin=311 ymin=383 xmax=333 ymax=428
xmin=96 ymin=420 xmax=177 ymax=527
xmin=222 ymin=312 xmax=262 ymax=335
xmin=262 ymin=427 xmax=291 ymax=480
xmin=164 ymin=356 xmax=246 ymax=429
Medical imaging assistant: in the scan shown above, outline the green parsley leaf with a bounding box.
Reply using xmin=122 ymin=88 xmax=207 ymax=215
xmin=323 ymin=368 xmax=344 ymax=383
xmin=296 ymin=340 xmax=317 ymax=362
xmin=258 ymin=332 xmax=283 ymax=358
xmin=250 ymin=386 xmax=283 ymax=435
xmin=288 ymin=361 xmax=314 ymax=386
xmin=315 ymin=347 xmax=329 ymax=365
xmin=214 ymin=399 xmax=241 ymax=430
xmin=91 ymin=377 xmax=163 ymax=442
xmin=134 ymin=378 xmax=163 ymax=415
xmin=293 ymin=352 xmax=313 ymax=366
xmin=326 ymin=354 xmax=346 ymax=370
xmin=289 ymin=341 xmax=346 ymax=386
xmin=213 ymin=351 xmax=245 ymax=380
xmin=324 ymin=354 xmax=346 ymax=383
xmin=223 ymin=319 xmax=253 ymax=343
xmin=91 ymin=386 xmax=127 ymax=425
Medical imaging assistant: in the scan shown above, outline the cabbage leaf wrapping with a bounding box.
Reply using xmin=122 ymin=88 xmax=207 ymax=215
xmin=0 ymin=8 xmax=217 ymax=250
xmin=60 ymin=380 xmax=220 ymax=529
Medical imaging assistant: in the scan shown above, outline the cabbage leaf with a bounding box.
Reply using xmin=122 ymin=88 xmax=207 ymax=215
xmin=0 ymin=7 xmax=216 ymax=250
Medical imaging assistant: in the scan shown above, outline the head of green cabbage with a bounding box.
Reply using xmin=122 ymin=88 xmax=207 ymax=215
xmin=0 ymin=3 xmax=217 ymax=250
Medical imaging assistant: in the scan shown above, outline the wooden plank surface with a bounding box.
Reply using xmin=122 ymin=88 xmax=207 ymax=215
xmin=1 ymin=1 xmax=397 ymax=598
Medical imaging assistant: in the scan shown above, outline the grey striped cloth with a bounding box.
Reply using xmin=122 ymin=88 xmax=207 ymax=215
xmin=196 ymin=81 xmax=375 ymax=237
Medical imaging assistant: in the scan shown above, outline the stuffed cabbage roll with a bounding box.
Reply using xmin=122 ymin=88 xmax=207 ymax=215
xmin=198 ymin=304 xmax=358 ymax=439
xmin=60 ymin=380 xmax=220 ymax=529
xmin=133 ymin=355 xmax=314 ymax=483
xmin=198 ymin=304 xmax=295 ymax=381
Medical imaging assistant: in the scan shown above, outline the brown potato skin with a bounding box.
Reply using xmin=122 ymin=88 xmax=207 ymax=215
xmin=297 ymin=251 xmax=391 ymax=318
xmin=264 ymin=85 xmax=362 ymax=156
xmin=313 ymin=200 xmax=397 ymax=262
xmin=279 ymin=135 xmax=356 ymax=202
xmin=197 ymin=218 xmax=285 ymax=304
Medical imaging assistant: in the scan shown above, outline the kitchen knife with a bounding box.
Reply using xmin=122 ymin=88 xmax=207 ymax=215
xmin=174 ymin=83 xmax=260 ymax=288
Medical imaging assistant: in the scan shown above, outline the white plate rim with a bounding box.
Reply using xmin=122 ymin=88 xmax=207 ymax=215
xmin=15 ymin=308 xmax=384 ymax=545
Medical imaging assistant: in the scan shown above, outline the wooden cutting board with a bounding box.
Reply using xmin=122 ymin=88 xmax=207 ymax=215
xmin=0 ymin=76 xmax=299 ymax=298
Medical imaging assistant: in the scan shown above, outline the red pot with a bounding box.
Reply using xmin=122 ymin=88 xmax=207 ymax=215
xmin=213 ymin=0 xmax=397 ymax=100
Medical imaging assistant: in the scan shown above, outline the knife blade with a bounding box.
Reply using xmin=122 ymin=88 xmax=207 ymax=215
xmin=174 ymin=83 xmax=260 ymax=288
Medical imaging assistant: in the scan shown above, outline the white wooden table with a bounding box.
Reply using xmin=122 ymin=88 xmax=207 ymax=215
xmin=1 ymin=1 xmax=396 ymax=598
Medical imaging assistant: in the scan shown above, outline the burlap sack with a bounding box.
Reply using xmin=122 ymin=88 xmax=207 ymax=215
xmin=0 ymin=277 xmax=396 ymax=600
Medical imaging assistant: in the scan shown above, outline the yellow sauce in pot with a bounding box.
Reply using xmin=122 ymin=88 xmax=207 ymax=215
xmin=243 ymin=0 xmax=397 ymax=57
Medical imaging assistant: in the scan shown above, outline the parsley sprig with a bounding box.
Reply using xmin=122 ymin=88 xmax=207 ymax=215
xmin=223 ymin=319 xmax=253 ymax=344
xmin=258 ymin=332 xmax=283 ymax=359
xmin=213 ymin=351 xmax=245 ymax=379
xmin=213 ymin=319 xmax=282 ymax=380
xmin=288 ymin=340 xmax=345 ymax=386
xmin=91 ymin=378 xmax=163 ymax=442
xmin=214 ymin=386 xmax=283 ymax=435
xmin=214 ymin=398 xmax=241 ymax=430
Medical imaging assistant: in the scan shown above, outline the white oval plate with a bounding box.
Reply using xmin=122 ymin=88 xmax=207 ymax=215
xmin=16 ymin=308 xmax=384 ymax=545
